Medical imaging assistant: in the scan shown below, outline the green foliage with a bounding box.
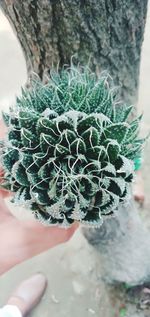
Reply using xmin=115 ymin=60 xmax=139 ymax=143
xmin=0 ymin=66 xmax=145 ymax=227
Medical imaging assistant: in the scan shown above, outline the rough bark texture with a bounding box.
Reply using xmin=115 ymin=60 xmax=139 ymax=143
xmin=83 ymin=200 xmax=150 ymax=286
xmin=0 ymin=0 xmax=148 ymax=104
xmin=0 ymin=0 xmax=150 ymax=288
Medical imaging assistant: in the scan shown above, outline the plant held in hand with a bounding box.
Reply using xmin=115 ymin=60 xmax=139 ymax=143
xmin=0 ymin=67 xmax=144 ymax=227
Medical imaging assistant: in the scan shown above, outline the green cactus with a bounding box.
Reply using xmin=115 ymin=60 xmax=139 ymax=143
xmin=0 ymin=67 xmax=145 ymax=227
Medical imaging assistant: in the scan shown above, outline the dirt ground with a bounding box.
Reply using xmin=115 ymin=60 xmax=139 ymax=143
xmin=0 ymin=6 xmax=150 ymax=317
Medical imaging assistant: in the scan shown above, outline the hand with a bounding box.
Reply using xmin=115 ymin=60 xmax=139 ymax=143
xmin=0 ymin=120 xmax=78 ymax=275
xmin=0 ymin=195 xmax=78 ymax=275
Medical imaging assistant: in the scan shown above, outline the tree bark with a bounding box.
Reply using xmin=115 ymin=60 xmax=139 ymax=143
xmin=83 ymin=200 xmax=150 ymax=286
xmin=0 ymin=0 xmax=148 ymax=105
xmin=0 ymin=0 xmax=150 ymax=287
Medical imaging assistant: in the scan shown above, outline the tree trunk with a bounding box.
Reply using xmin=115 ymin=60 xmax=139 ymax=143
xmin=83 ymin=200 xmax=150 ymax=286
xmin=0 ymin=0 xmax=148 ymax=105
xmin=0 ymin=0 xmax=150 ymax=286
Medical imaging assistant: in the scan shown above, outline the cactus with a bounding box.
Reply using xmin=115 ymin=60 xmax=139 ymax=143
xmin=0 ymin=67 xmax=144 ymax=227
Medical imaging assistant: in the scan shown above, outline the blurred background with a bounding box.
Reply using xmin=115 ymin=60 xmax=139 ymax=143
xmin=0 ymin=9 xmax=26 ymax=110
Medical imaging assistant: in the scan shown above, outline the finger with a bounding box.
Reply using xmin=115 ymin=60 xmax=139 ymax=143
xmin=65 ymin=222 xmax=79 ymax=241
xmin=23 ymin=221 xmax=79 ymax=252
xmin=40 ymin=223 xmax=79 ymax=246
xmin=0 ymin=196 xmax=14 ymax=219
xmin=0 ymin=188 xmax=11 ymax=198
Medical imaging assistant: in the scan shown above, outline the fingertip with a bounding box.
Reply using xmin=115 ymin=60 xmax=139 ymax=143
xmin=65 ymin=222 xmax=79 ymax=240
xmin=0 ymin=189 xmax=12 ymax=199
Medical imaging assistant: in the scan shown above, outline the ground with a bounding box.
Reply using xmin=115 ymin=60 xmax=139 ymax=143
xmin=0 ymin=6 xmax=150 ymax=317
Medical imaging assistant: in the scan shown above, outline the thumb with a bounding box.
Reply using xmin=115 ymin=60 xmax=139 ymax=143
xmin=65 ymin=222 xmax=79 ymax=240
xmin=0 ymin=195 xmax=14 ymax=219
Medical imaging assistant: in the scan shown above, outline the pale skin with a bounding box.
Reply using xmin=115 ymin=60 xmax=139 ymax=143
xmin=0 ymin=193 xmax=78 ymax=275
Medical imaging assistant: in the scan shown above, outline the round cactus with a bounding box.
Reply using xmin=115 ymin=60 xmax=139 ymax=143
xmin=0 ymin=67 xmax=144 ymax=227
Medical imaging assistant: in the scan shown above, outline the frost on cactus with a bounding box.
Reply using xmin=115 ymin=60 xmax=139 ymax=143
xmin=0 ymin=67 xmax=144 ymax=228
